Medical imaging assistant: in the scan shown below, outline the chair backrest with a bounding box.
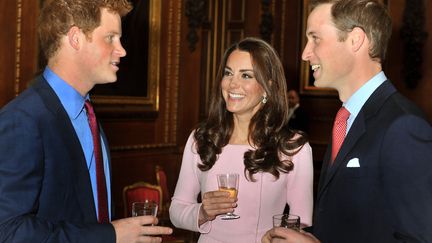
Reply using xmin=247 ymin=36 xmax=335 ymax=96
xmin=155 ymin=165 xmax=170 ymax=204
xmin=123 ymin=181 xmax=163 ymax=217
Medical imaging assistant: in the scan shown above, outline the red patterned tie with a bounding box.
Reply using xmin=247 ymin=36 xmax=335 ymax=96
xmin=84 ymin=100 xmax=109 ymax=223
xmin=331 ymin=106 xmax=350 ymax=163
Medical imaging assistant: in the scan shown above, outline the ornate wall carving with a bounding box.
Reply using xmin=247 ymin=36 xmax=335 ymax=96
xmin=185 ymin=0 xmax=205 ymax=51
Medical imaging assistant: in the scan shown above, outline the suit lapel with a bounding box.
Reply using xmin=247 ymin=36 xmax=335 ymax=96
xmin=317 ymin=81 xmax=397 ymax=199
xmin=33 ymin=76 xmax=97 ymax=221
xmin=318 ymin=113 xmax=366 ymax=198
xmin=317 ymin=137 xmax=331 ymax=197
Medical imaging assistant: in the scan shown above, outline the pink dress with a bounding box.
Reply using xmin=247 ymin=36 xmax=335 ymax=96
xmin=170 ymin=132 xmax=314 ymax=243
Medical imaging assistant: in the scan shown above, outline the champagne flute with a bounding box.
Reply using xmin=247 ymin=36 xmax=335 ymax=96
xmin=217 ymin=173 xmax=240 ymax=220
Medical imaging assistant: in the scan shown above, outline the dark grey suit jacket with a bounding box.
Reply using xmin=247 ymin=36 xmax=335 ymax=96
xmin=313 ymin=81 xmax=432 ymax=243
xmin=0 ymin=76 xmax=115 ymax=242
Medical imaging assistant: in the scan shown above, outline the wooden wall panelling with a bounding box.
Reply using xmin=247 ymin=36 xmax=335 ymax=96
xmin=225 ymin=0 xmax=245 ymax=44
xmin=275 ymin=0 xmax=302 ymax=89
xmin=0 ymin=0 xmax=17 ymax=106
xmin=271 ymin=0 xmax=286 ymax=62
xmin=198 ymin=25 xmax=213 ymax=120
xmin=198 ymin=0 xmax=263 ymax=118
xmin=177 ymin=0 xmax=204 ymax=145
xmin=198 ymin=0 xmax=217 ymax=119
xmin=159 ymin=0 xmax=181 ymax=146
xmin=0 ymin=0 xmax=38 ymax=108
xmin=18 ymin=1 xmax=39 ymax=93
xmin=106 ymin=0 xmax=184 ymax=219
xmin=385 ymin=0 xmax=432 ymax=122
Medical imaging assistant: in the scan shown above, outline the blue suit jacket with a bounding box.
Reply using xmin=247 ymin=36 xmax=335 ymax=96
xmin=313 ymin=81 xmax=432 ymax=243
xmin=0 ymin=76 xmax=115 ymax=242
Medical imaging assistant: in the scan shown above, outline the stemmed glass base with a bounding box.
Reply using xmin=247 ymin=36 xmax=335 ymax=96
xmin=221 ymin=213 xmax=240 ymax=220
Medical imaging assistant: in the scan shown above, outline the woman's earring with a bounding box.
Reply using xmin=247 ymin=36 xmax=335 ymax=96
xmin=262 ymin=95 xmax=268 ymax=104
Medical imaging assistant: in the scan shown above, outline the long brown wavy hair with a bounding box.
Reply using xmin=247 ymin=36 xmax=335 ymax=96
xmin=194 ymin=37 xmax=308 ymax=181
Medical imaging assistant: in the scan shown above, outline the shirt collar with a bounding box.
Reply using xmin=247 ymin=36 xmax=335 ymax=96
xmin=43 ymin=67 xmax=89 ymax=119
xmin=344 ymin=71 xmax=387 ymax=118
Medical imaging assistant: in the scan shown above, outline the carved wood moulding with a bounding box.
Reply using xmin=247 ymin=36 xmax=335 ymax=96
xmin=260 ymin=0 xmax=273 ymax=42
xmin=15 ymin=0 xmax=22 ymax=97
xmin=185 ymin=0 xmax=206 ymax=52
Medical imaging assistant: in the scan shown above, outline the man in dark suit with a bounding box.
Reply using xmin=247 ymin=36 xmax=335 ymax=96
xmin=263 ymin=0 xmax=432 ymax=242
xmin=287 ymin=89 xmax=309 ymax=133
xmin=0 ymin=0 xmax=172 ymax=242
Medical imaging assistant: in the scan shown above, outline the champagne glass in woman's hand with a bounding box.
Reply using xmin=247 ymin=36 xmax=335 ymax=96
xmin=217 ymin=173 xmax=240 ymax=220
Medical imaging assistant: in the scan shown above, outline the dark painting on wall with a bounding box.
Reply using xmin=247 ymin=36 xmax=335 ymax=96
xmin=92 ymin=0 xmax=161 ymax=116
xmin=92 ymin=0 xmax=150 ymax=97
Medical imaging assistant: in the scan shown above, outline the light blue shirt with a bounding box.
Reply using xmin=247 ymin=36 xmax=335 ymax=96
xmin=43 ymin=67 xmax=111 ymax=221
xmin=343 ymin=71 xmax=387 ymax=134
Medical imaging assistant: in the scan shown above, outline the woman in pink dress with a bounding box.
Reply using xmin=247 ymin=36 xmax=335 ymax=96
xmin=170 ymin=37 xmax=313 ymax=243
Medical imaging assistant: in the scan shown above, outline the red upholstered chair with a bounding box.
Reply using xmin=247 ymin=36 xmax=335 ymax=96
xmin=155 ymin=165 xmax=171 ymax=209
xmin=123 ymin=180 xmax=189 ymax=242
xmin=122 ymin=181 xmax=163 ymax=217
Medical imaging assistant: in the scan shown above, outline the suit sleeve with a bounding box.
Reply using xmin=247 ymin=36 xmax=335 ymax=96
xmin=381 ymin=114 xmax=432 ymax=242
xmin=0 ymin=109 xmax=115 ymax=243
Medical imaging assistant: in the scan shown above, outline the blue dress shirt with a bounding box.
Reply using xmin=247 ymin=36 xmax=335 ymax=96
xmin=43 ymin=67 xmax=112 ymax=220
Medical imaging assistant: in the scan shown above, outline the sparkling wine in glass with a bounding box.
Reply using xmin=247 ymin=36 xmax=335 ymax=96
xmin=217 ymin=173 xmax=240 ymax=220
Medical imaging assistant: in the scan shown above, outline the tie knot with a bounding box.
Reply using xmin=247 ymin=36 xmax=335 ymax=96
xmin=84 ymin=100 xmax=98 ymax=126
xmin=335 ymin=106 xmax=350 ymax=123
xmin=84 ymin=99 xmax=92 ymax=110
xmin=84 ymin=100 xmax=95 ymax=115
